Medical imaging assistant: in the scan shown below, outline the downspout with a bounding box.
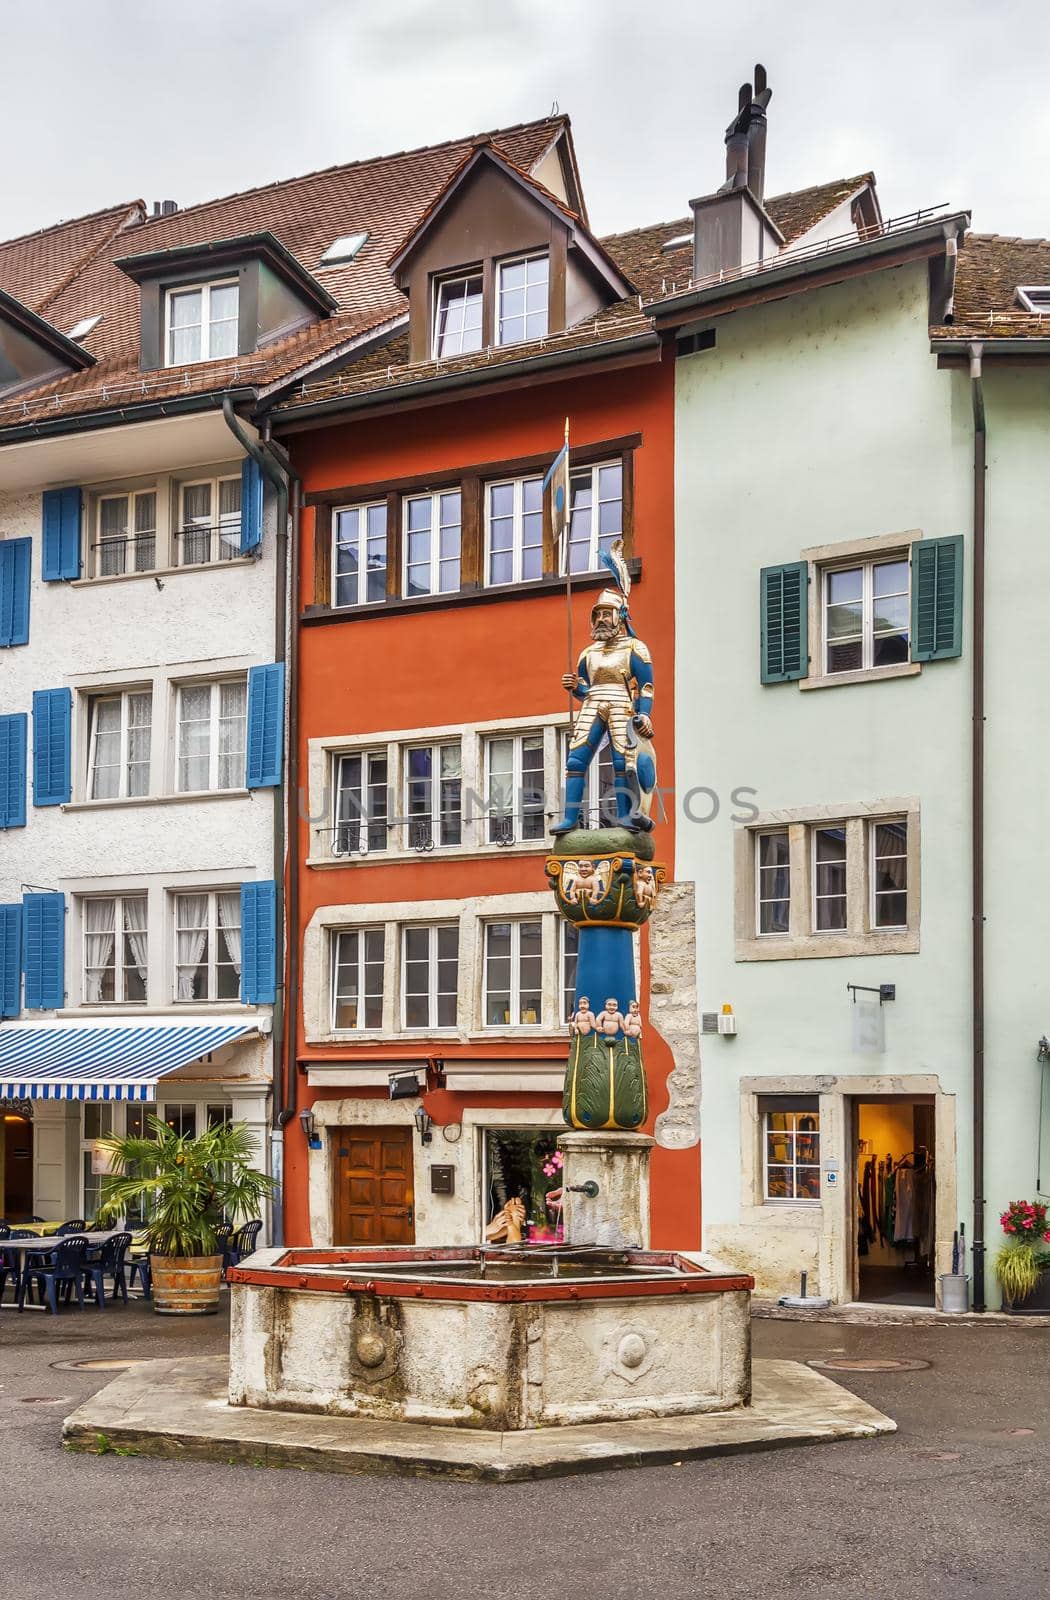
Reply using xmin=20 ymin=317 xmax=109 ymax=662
xmin=969 ymin=343 xmax=987 ymax=1311
xmin=222 ymin=396 xmax=297 ymax=1245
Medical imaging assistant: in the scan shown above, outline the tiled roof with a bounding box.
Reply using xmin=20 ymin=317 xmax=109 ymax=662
xmin=599 ymin=174 xmax=875 ymax=301
xmin=0 ymin=202 xmax=144 ymax=319
xmin=932 ymin=232 xmax=1050 ymax=339
xmin=0 ymin=117 xmax=569 ymax=429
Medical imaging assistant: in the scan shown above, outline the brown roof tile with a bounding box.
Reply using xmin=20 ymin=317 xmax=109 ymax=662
xmin=0 ymin=202 xmax=143 ymax=319
xmin=0 ymin=116 xmax=569 ymax=428
xmin=932 ymin=232 xmax=1050 ymax=339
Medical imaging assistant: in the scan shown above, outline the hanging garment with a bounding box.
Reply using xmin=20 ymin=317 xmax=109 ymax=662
xmin=894 ymin=1165 xmax=917 ymax=1244
xmin=917 ymin=1168 xmax=935 ymax=1260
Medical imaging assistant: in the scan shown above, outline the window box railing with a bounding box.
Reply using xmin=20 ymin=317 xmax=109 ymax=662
xmin=92 ymin=533 xmax=157 ymax=577
xmin=175 ymin=524 xmax=243 ymax=567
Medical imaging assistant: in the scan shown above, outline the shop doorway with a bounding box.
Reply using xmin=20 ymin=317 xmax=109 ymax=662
xmin=482 ymin=1128 xmax=565 ymax=1244
xmin=3 ymin=1108 xmax=34 ymax=1221
xmin=853 ymin=1096 xmax=935 ymax=1306
xmin=332 ymin=1126 xmax=415 ymax=1245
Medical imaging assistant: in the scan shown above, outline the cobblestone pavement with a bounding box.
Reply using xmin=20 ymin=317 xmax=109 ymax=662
xmin=1 ymin=1296 xmax=1047 ymax=1600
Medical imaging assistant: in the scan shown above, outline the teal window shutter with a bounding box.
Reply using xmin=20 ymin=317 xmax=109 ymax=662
xmin=23 ymin=892 xmax=65 ymax=1010
xmin=32 ymin=688 xmax=72 ymax=806
xmin=245 ymin=663 xmax=285 ymax=788
xmin=0 ymin=538 xmax=31 ymax=645
xmin=0 ymin=903 xmax=21 ymax=1017
xmin=911 ymin=536 xmax=964 ymax=662
xmin=240 ymin=881 xmax=277 ymax=1004
xmin=240 ymin=458 xmax=264 ymax=554
xmin=760 ymin=562 xmax=809 ymax=682
xmin=0 ymin=713 xmax=28 ymax=829
xmin=41 ymin=487 xmax=82 ymax=581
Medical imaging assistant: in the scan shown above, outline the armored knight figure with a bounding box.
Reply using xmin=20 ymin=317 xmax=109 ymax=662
xmin=552 ymin=543 xmax=656 ymax=835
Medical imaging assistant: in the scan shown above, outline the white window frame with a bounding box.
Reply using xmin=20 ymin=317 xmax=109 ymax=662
xmin=403 ymin=740 xmax=462 ymax=850
xmin=82 ymin=892 xmax=149 ymax=1005
xmin=402 ymin=489 xmax=462 ymax=597
xmin=762 ymin=1106 xmax=821 ymax=1205
xmin=484 ymin=731 xmax=546 ymax=843
xmin=869 ymin=815 xmax=909 ymax=931
xmin=1017 ymin=286 xmax=1050 ymax=314
xmin=754 ymin=828 xmax=790 ymax=938
xmin=172 ymin=888 xmax=242 ymax=1004
xmin=484 ymin=474 xmax=544 ymax=587
xmin=400 ymin=922 xmax=459 ymax=1031
xmin=559 ymin=919 xmax=579 ymax=1026
xmin=164 ymin=278 xmax=239 ymax=368
xmin=94 ymin=487 xmax=158 ymax=578
xmin=331 ymin=499 xmax=387 ymax=609
xmin=822 ymin=553 xmax=910 ymax=676
xmin=176 ymin=473 xmax=242 ymax=567
xmin=87 ymin=687 xmax=152 ymax=800
xmin=333 ymin=749 xmax=390 ymax=857
xmin=331 ymin=927 xmax=385 ymax=1033
xmin=174 ymin=677 xmax=247 ymax=795
xmin=433 ymin=270 xmax=483 ymax=359
xmin=563 ymin=460 xmax=623 ymax=575
xmin=811 ymin=825 xmax=849 ymax=934
xmin=482 ymin=918 xmax=544 ymax=1029
xmin=496 ymin=252 xmax=549 ymax=346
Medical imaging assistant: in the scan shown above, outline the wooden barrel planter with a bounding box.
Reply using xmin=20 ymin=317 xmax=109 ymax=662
xmin=150 ymin=1255 xmax=224 ymax=1316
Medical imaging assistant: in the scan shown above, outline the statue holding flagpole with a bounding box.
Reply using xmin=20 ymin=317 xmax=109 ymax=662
xmin=543 ymin=421 xmax=664 ymax=1132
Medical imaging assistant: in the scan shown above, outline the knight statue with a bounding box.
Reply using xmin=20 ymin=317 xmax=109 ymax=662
xmin=552 ymin=539 xmax=657 ymax=835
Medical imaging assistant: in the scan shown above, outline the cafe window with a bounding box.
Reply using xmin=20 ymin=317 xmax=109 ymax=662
xmin=761 ymin=1098 xmax=821 ymax=1203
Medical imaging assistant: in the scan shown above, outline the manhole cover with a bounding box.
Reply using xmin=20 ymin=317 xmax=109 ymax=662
xmin=50 ymin=1357 xmax=150 ymax=1373
xmin=808 ymin=1357 xmax=930 ymax=1373
xmin=19 ymin=1395 xmax=74 ymax=1405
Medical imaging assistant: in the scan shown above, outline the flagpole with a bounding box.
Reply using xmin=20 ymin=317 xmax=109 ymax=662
xmin=562 ymin=416 xmax=573 ymax=726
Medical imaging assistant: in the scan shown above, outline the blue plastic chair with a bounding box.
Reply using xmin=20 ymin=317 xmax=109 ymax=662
xmin=57 ymin=1219 xmax=87 ymax=1234
xmin=84 ymin=1233 xmax=132 ymax=1307
xmin=21 ymin=1236 xmax=88 ymax=1314
xmin=129 ymin=1254 xmax=151 ymax=1299
xmin=0 ymin=1229 xmax=34 ymax=1304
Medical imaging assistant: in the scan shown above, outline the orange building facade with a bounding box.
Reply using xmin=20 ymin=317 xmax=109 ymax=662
xmin=276 ymin=348 xmax=700 ymax=1252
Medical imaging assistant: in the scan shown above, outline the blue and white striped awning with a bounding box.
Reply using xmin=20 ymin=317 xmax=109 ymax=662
xmin=0 ymin=1017 xmax=256 ymax=1100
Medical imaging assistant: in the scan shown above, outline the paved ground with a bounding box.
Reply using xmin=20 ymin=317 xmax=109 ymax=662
xmin=1 ymin=1297 xmax=1048 ymax=1599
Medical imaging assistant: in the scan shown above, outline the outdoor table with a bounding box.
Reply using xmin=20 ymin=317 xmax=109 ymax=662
xmin=0 ymin=1231 xmax=122 ymax=1312
xmin=16 ymin=1222 xmax=61 ymax=1237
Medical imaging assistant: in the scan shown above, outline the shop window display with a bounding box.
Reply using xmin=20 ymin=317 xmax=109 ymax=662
xmin=483 ymin=1128 xmax=565 ymax=1243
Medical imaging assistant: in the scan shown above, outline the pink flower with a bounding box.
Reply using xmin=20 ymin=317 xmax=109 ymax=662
xmin=1005 ymin=1223 xmax=1016 ymax=1233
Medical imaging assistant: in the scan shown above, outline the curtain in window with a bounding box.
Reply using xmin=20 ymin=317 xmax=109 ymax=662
xmin=84 ymin=898 xmax=117 ymax=1002
xmin=218 ymin=681 xmax=247 ymax=789
xmin=90 ymin=698 xmax=122 ymax=800
xmin=218 ymin=478 xmax=242 ymax=561
xmin=217 ymin=891 xmax=242 ymax=976
xmin=122 ymin=895 xmax=149 ymax=989
xmin=177 ymin=685 xmax=211 ymax=791
xmin=181 ymin=483 xmax=211 ymax=565
xmin=127 ymin=692 xmax=151 ymax=798
xmin=176 ymin=894 xmax=209 ymax=1001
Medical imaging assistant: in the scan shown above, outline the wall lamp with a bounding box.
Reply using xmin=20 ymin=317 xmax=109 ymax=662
xmin=413 ymin=1106 xmax=433 ymax=1145
xmin=298 ymin=1108 xmax=321 ymax=1149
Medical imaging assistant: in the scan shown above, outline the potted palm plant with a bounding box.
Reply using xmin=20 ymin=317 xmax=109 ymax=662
xmin=96 ymin=1116 xmax=275 ymax=1316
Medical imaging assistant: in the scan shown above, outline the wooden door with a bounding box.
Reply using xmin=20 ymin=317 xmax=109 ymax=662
xmin=332 ymin=1126 xmax=415 ymax=1245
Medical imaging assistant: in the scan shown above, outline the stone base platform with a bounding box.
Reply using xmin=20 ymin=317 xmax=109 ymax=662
xmin=62 ymin=1356 xmax=895 ymax=1483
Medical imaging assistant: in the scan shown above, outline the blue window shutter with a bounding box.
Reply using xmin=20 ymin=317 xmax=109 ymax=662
xmin=245 ymin=663 xmax=285 ymax=788
xmin=32 ymin=688 xmax=72 ymax=806
xmin=41 ymin=487 xmax=83 ymax=581
xmin=240 ymin=457 xmax=264 ymax=554
xmin=241 ymin=881 xmax=277 ymax=1004
xmin=23 ymin=892 xmax=65 ymax=1010
xmin=760 ymin=562 xmax=809 ymax=683
xmin=0 ymin=538 xmax=31 ymax=646
xmin=911 ymin=536 xmax=964 ymax=662
xmin=0 ymin=713 xmax=28 ymax=829
xmin=0 ymin=904 xmax=22 ymax=1017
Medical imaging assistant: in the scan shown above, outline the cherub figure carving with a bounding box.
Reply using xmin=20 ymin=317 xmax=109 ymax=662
xmin=634 ymin=863 xmax=658 ymax=910
xmin=570 ymin=996 xmax=596 ymax=1036
xmin=564 ymin=858 xmax=608 ymax=906
xmin=623 ymin=999 xmax=643 ymax=1039
xmin=597 ymin=996 xmax=626 ymax=1038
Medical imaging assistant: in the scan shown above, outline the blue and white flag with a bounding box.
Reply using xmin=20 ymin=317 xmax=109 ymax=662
xmin=543 ymin=419 xmax=571 ymax=536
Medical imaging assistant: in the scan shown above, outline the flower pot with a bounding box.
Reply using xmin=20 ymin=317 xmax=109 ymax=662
xmin=1002 ymin=1267 xmax=1050 ymax=1316
xmin=149 ymin=1254 xmax=224 ymax=1316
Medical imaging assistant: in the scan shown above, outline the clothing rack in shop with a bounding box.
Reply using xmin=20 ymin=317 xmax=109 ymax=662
xmin=895 ymin=1147 xmax=933 ymax=1268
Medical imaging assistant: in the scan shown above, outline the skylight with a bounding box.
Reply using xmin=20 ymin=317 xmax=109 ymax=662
xmin=1016 ymin=286 xmax=1050 ymax=314
xmin=662 ymin=234 xmax=692 ymax=253
xmin=68 ymin=314 xmax=102 ymax=341
xmin=320 ymin=232 xmax=368 ymax=266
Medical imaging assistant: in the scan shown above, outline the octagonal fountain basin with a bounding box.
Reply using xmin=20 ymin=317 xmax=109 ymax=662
xmin=227 ymin=1246 xmax=754 ymax=1431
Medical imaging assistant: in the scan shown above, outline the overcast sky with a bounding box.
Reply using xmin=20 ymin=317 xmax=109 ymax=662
xmin=2 ymin=0 xmax=1048 ymax=243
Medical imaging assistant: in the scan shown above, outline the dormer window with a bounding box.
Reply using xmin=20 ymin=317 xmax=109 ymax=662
xmin=497 ymin=253 xmax=549 ymax=346
xmin=434 ymin=272 xmax=483 ymax=358
xmin=1016 ymin=286 xmax=1050 ymax=314
xmin=165 ymin=279 xmax=239 ymax=366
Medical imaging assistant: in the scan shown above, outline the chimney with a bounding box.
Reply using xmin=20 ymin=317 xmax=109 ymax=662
xmin=691 ymin=64 xmax=781 ymax=282
xmin=152 ymin=200 xmax=179 ymax=217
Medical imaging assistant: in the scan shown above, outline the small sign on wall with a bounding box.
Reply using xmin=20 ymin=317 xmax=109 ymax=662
xmin=430 ymin=1164 xmax=455 ymax=1196
xmin=852 ymin=1000 xmax=885 ymax=1055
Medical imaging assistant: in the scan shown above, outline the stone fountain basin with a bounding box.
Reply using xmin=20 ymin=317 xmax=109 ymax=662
xmin=228 ymin=1246 xmax=754 ymax=1431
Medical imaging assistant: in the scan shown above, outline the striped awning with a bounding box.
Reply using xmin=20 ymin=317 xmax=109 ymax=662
xmin=0 ymin=1017 xmax=256 ymax=1100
